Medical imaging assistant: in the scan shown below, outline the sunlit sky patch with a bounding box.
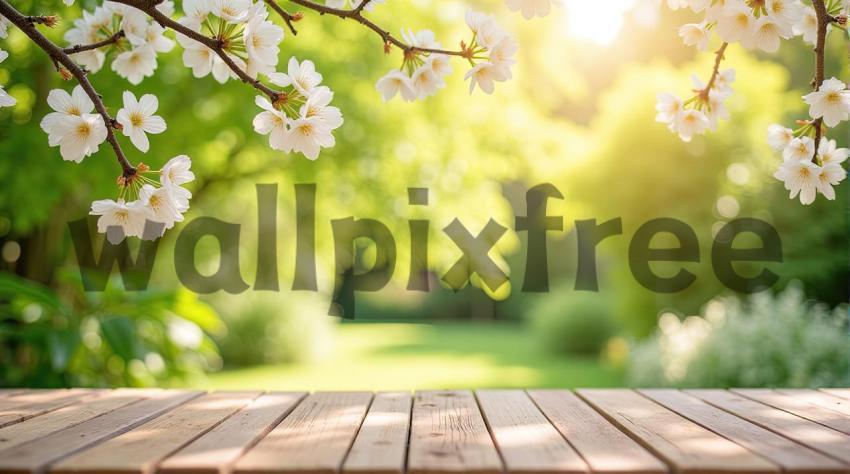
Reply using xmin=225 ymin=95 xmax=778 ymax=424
xmin=563 ymin=0 xmax=639 ymax=45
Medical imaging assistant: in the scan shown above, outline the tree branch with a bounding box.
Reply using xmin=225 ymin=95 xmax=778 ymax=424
xmin=0 ymin=0 xmax=135 ymax=176
xmin=63 ymin=30 xmax=125 ymax=55
xmin=811 ymin=0 xmax=829 ymax=161
xmin=263 ymin=0 xmax=299 ymax=35
xmin=282 ymin=0 xmax=467 ymax=57
xmin=110 ymin=0 xmax=282 ymax=100
xmin=702 ymin=42 xmax=728 ymax=96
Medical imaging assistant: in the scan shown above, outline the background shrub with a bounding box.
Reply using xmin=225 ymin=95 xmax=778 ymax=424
xmin=530 ymin=289 xmax=618 ymax=356
xmin=628 ymin=284 xmax=850 ymax=388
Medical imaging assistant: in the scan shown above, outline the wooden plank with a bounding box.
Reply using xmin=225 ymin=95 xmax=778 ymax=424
xmin=160 ymin=392 xmax=306 ymax=474
xmin=821 ymin=389 xmax=850 ymax=401
xmin=733 ymin=389 xmax=850 ymax=436
xmin=342 ymin=392 xmax=411 ymax=474
xmin=642 ymin=389 xmax=847 ymax=473
xmin=527 ymin=390 xmax=667 ymax=474
xmin=476 ymin=390 xmax=587 ymax=474
xmin=779 ymin=389 xmax=850 ymax=418
xmin=0 ymin=389 xmax=92 ymax=428
xmin=0 ymin=389 xmax=202 ymax=474
xmin=407 ymin=390 xmax=502 ymax=474
xmin=577 ymin=389 xmax=778 ymax=474
xmin=233 ymin=391 xmax=373 ymax=474
xmin=51 ymin=391 xmax=261 ymax=474
xmin=0 ymin=390 xmax=146 ymax=452
xmin=0 ymin=390 xmax=29 ymax=400
xmin=688 ymin=389 xmax=850 ymax=465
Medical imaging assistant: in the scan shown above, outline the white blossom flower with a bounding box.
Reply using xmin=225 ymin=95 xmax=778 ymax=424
xmin=63 ymin=25 xmax=107 ymax=73
xmin=144 ymin=23 xmax=176 ymax=53
xmin=410 ymin=67 xmax=443 ymax=98
xmin=139 ymin=184 xmax=183 ymax=230
xmin=743 ymin=15 xmax=788 ymax=52
xmin=160 ymin=155 xmax=194 ymax=212
xmin=803 ymin=77 xmax=850 ymax=127
xmin=782 ymin=136 xmax=814 ymax=162
xmin=112 ymin=45 xmax=157 ymax=85
xmin=793 ymin=5 xmax=818 ymax=44
xmin=465 ymin=62 xmax=506 ymax=94
xmin=815 ymin=162 xmax=847 ymax=200
xmin=211 ymin=0 xmax=252 ymax=23
xmin=427 ymin=54 xmax=453 ymax=78
xmin=768 ymin=0 xmax=803 ymax=30
xmin=679 ymin=22 xmax=710 ymax=50
xmin=465 ymin=11 xmax=507 ymax=49
xmin=211 ymin=53 xmax=245 ymax=83
xmin=0 ymin=15 xmax=9 ymax=39
xmin=716 ymin=0 xmax=755 ymax=43
xmin=40 ymin=86 xmax=95 ymax=145
xmin=375 ymin=70 xmax=416 ymax=102
xmin=244 ymin=7 xmax=284 ymax=68
xmin=116 ymin=91 xmax=167 ymax=152
xmin=283 ymin=115 xmax=334 ymax=160
xmin=302 ymin=87 xmax=343 ymax=130
xmin=505 ymin=0 xmax=553 ymax=19
xmin=816 ymin=138 xmax=849 ymax=166
xmin=767 ymin=124 xmax=794 ymax=151
xmin=253 ymin=95 xmax=289 ymax=150
xmin=269 ymin=57 xmax=323 ymax=96
xmin=673 ymin=108 xmax=709 ymax=142
xmin=655 ymin=92 xmax=684 ymax=126
xmin=52 ymin=114 xmax=108 ymax=163
xmin=0 ymin=49 xmax=14 ymax=109
xmin=90 ymin=198 xmax=149 ymax=240
xmin=121 ymin=10 xmax=150 ymax=46
xmin=774 ymin=159 xmax=819 ymax=204
xmin=178 ymin=33 xmax=215 ymax=78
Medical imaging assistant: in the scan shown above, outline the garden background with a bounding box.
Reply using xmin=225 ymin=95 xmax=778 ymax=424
xmin=1 ymin=0 xmax=848 ymax=389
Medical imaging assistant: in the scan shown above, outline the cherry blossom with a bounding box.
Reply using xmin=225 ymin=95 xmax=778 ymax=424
xmin=116 ymin=91 xmax=167 ymax=152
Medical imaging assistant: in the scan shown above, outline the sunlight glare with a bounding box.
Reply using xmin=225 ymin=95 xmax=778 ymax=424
xmin=563 ymin=0 xmax=637 ymax=45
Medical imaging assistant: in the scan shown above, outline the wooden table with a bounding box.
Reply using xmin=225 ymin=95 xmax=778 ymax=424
xmin=1 ymin=389 xmax=850 ymax=474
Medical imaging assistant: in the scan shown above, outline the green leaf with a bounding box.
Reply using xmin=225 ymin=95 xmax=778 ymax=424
xmin=47 ymin=329 xmax=80 ymax=371
xmin=100 ymin=316 xmax=139 ymax=360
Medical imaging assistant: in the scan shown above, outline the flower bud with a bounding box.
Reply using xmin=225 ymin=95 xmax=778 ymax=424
xmin=58 ymin=67 xmax=73 ymax=81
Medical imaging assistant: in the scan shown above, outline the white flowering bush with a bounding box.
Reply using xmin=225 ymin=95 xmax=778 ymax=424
xmin=0 ymin=0 xmax=551 ymax=241
xmin=628 ymin=284 xmax=850 ymax=387
xmin=658 ymin=0 xmax=850 ymax=205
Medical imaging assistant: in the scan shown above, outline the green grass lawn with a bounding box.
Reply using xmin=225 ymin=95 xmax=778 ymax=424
xmin=199 ymin=322 xmax=624 ymax=390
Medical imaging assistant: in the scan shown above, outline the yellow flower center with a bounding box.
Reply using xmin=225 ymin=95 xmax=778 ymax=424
xmin=130 ymin=112 xmax=144 ymax=128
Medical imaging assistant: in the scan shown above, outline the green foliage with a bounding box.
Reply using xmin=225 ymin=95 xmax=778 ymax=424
xmin=529 ymin=289 xmax=618 ymax=356
xmin=0 ymin=270 xmax=224 ymax=387
xmin=628 ymin=284 xmax=850 ymax=388
xmin=212 ymin=292 xmax=334 ymax=367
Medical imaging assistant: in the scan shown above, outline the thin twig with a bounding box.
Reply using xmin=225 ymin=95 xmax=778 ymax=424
xmin=811 ymin=0 xmax=829 ymax=162
xmin=0 ymin=0 xmax=135 ymax=176
xmin=63 ymin=30 xmax=125 ymax=55
xmin=263 ymin=0 xmax=298 ymax=35
xmin=283 ymin=0 xmax=467 ymax=56
xmin=702 ymin=42 xmax=729 ymax=97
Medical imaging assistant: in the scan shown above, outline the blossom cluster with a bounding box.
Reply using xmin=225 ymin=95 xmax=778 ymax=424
xmin=770 ymin=77 xmax=850 ymax=204
xmin=655 ymin=68 xmax=735 ymax=141
xmin=660 ymin=0 xmax=850 ymax=205
xmin=66 ymin=1 xmax=176 ymax=84
xmin=91 ymin=155 xmax=195 ymax=241
xmin=0 ymin=0 xmax=557 ymax=241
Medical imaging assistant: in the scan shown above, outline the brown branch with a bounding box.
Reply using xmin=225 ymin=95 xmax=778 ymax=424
xmin=263 ymin=0 xmax=298 ymax=35
xmin=702 ymin=42 xmax=729 ymax=96
xmin=0 ymin=0 xmax=135 ymax=176
xmin=63 ymin=30 xmax=125 ymax=55
xmin=811 ymin=0 xmax=829 ymax=162
xmin=282 ymin=0 xmax=467 ymax=57
xmin=109 ymin=0 xmax=281 ymax=100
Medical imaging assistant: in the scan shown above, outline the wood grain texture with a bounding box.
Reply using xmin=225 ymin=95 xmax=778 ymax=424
xmin=577 ymin=389 xmax=778 ymax=474
xmin=0 ymin=390 xmax=145 ymax=452
xmin=476 ymin=390 xmax=587 ymax=474
xmin=160 ymin=392 xmax=306 ymax=474
xmin=777 ymin=389 xmax=850 ymax=418
xmin=688 ymin=389 xmax=850 ymax=465
xmin=51 ymin=391 xmax=260 ymax=474
xmin=233 ymin=391 xmax=373 ymax=474
xmin=526 ymin=390 xmax=667 ymax=474
xmin=0 ymin=389 xmax=202 ymax=474
xmin=0 ymin=389 xmax=92 ymax=428
xmin=821 ymin=389 xmax=850 ymax=401
xmin=343 ymin=392 xmax=412 ymax=474
xmin=407 ymin=390 xmax=502 ymax=474
xmin=642 ymin=389 xmax=847 ymax=474
xmin=733 ymin=389 xmax=850 ymax=436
